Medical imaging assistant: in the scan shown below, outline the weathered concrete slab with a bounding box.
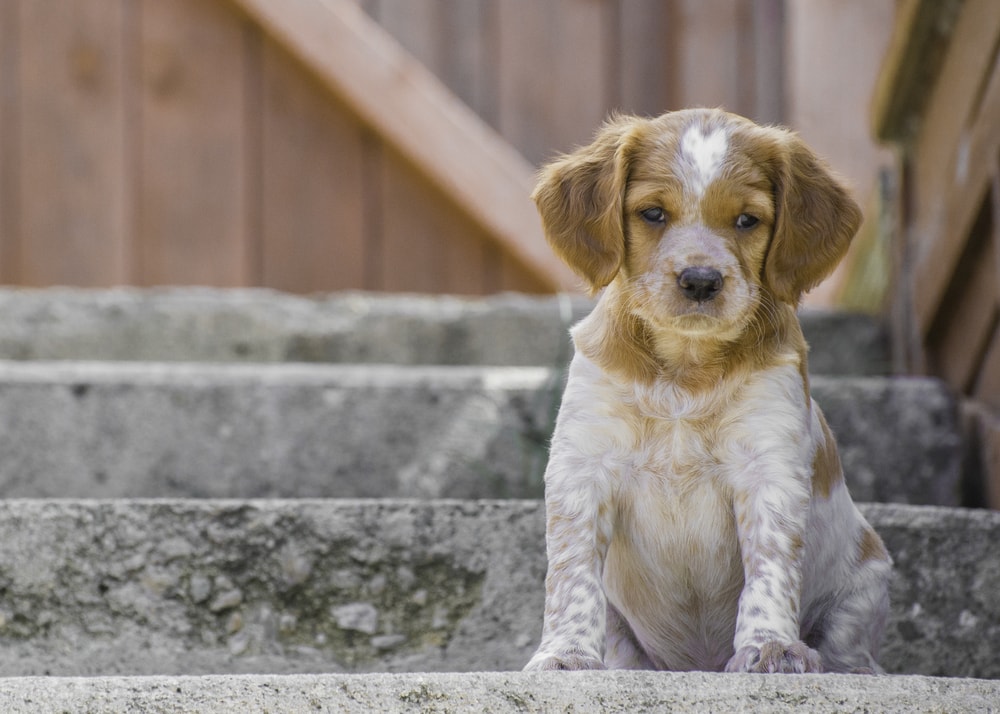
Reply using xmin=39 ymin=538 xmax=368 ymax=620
xmin=0 ymin=289 xmax=587 ymax=367
xmin=0 ymin=671 xmax=996 ymax=714
xmin=0 ymin=363 xmax=959 ymax=504
xmin=0 ymin=288 xmax=887 ymax=374
xmin=0 ymin=500 xmax=994 ymax=679
xmin=0 ymin=362 xmax=558 ymax=500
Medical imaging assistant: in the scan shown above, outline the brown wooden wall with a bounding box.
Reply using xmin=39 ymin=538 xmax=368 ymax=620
xmin=361 ymin=0 xmax=787 ymax=165
xmin=873 ymin=0 xmax=1000 ymax=506
xmin=0 ymin=0 xmax=816 ymax=295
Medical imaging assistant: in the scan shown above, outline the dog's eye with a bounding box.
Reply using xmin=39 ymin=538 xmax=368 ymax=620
xmin=640 ymin=207 xmax=666 ymax=225
xmin=735 ymin=213 xmax=759 ymax=230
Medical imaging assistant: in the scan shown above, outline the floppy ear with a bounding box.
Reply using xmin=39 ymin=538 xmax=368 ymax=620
xmin=764 ymin=132 xmax=863 ymax=305
xmin=532 ymin=116 xmax=639 ymax=292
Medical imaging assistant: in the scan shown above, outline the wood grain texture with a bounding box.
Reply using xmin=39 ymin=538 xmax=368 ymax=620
xmin=230 ymin=0 xmax=576 ymax=291
xmin=928 ymin=199 xmax=998 ymax=392
xmin=377 ymin=145 xmax=492 ymax=294
xmin=0 ymin=0 xmax=19 ymax=283
xmin=259 ymin=38 xmax=366 ymax=293
xmin=138 ymin=0 xmax=251 ymax=286
xmin=496 ymin=0 xmax=614 ymax=165
xmin=17 ymin=0 xmax=128 ymax=285
xmin=913 ymin=30 xmax=1000 ymax=334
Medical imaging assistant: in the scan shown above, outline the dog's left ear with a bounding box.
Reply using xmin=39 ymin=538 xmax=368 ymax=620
xmin=764 ymin=132 xmax=863 ymax=304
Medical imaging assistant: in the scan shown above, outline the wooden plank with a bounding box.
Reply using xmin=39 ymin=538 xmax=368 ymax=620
xmin=496 ymin=0 xmax=614 ymax=164
xmin=673 ymin=0 xmax=742 ymax=113
xmin=138 ymin=0 xmax=251 ymax=286
xmin=367 ymin=0 xmax=439 ymax=72
xmin=928 ymin=208 xmax=998 ymax=392
xmin=498 ymin=251 xmax=555 ymax=294
xmin=749 ymin=0 xmax=785 ymax=125
xmin=435 ymin=0 xmax=492 ymax=122
xmin=228 ymin=0 xmax=576 ymax=292
xmin=871 ymin=0 xmax=964 ymax=143
xmin=359 ymin=130 xmax=384 ymax=290
xmin=618 ymin=0 xmax=672 ymax=118
xmin=974 ymin=323 xmax=1000 ymax=411
xmin=909 ymin=0 xmax=1000 ymax=271
xmin=972 ymin=174 xmax=1000 ymax=409
xmin=378 ymin=145 xmax=490 ymax=294
xmin=369 ymin=0 xmax=494 ymax=121
xmin=17 ymin=0 xmax=127 ymax=286
xmin=981 ymin=415 xmax=1000 ymax=509
xmin=0 ymin=0 xmax=19 ymax=284
xmin=259 ymin=37 xmax=366 ymax=293
xmin=914 ymin=34 xmax=1000 ymax=334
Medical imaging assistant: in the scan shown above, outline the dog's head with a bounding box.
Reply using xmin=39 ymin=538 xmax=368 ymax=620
xmin=533 ymin=109 xmax=862 ymax=336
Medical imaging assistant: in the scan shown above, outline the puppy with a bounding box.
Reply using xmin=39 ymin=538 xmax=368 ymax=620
xmin=524 ymin=108 xmax=891 ymax=674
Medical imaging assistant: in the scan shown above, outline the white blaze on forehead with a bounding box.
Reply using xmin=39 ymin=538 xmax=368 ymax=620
xmin=679 ymin=124 xmax=729 ymax=198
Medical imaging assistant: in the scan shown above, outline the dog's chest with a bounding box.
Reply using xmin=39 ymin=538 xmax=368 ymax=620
xmin=625 ymin=378 xmax=737 ymax=478
xmin=603 ymin=380 xmax=747 ymax=668
xmin=611 ymin=381 xmax=741 ymax=563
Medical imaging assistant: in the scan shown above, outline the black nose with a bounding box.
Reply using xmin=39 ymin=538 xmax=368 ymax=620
xmin=677 ymin=267 xmax=723 ymax=303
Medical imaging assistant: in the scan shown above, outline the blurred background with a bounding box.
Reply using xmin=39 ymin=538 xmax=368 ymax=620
xmin=0 ymin=0 xmax=892 ymax=299
xmin=0 ymin=0 xmax=997 ymax=425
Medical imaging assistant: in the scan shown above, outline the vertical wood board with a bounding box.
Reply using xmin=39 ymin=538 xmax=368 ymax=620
xmin=17 ymin=0 xmax=128 ymax=285
xmin=260 ymin=38 xmax=367 ymax=293
xmin=914 ymin=46 xmax=1000 ymax=333
xmin=927 ymin=201 xmax=998 ymax=392
xmin=0 ymin=1 xmax=19 ymax=283
xmin=377 ymin=145 xmax=493 ymax=294
xmin=496 ymin=0 xmax=614 ymax=165
xmin=974 ymin=324 xmax=1000 ymax=411
xmin=366 ymin=0 xmax=496 ymax=122
xmin=618 ymin=0 xmax=673 ymax=118
xmin=910 ymin=0 xmax=1000 ymax=259
xmin=138 ymin=0 xmax=251 ymax=286
xmin=672 ymin=0 xmax=742 ymax=113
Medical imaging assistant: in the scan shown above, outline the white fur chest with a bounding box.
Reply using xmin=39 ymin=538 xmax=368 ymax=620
xmin=555 ymin=356 xmax=747 ymax=485
xmin=607 ymin=373 xmax=745 ymax=659
xmin=550 ymin=354 xmax=813 ymax=669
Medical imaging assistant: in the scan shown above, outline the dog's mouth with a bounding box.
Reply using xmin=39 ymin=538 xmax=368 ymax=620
xmin=664 ymin=309 xmax=726 ymax=334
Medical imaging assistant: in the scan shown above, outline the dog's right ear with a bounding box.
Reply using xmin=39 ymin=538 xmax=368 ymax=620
xmin=532 ymin=116 xmax=640 ymax=292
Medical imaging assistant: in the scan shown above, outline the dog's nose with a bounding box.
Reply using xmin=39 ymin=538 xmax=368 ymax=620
xmin=678 ymin=267 xmax=723 ymax=302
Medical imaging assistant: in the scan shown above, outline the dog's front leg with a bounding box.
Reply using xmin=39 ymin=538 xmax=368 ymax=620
xmin=725 ymin=480 xmax=822 ymax=673
xmin=524 ymin=458 xmax=613 ymax=671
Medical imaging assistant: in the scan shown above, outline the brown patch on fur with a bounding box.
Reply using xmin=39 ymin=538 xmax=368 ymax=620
xmin=572 ymin=293 xmax=662 ymax=384
xmin=812 ymin=410 xmax=844 ymax=499
xmin=858 ymin=526 xmax=889 ymax=564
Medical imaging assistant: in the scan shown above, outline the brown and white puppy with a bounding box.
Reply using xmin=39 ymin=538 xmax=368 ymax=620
xmin=524 ymin=108 xmax=891 ymax=674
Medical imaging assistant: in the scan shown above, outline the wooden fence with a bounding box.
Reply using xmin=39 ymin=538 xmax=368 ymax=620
xmin=0 ymin=0 xmax=873 ymax=295
xmin=873 ymin=0 xmax=1000 ymax=506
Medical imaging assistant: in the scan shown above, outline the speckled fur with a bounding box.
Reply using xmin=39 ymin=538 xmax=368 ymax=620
xmin=524 ymin=109 xmax=891 ymax=674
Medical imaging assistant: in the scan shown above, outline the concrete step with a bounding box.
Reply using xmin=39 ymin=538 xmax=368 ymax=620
xmin=0 ymin=362 xmax=959 ymax=504
xmin=0 ymin=499 xmax=994 ymax=680
xmin=0 ymin=288 xmax=888 ymax=375
xmin=0 ymin=671 xmax=996 ymax=713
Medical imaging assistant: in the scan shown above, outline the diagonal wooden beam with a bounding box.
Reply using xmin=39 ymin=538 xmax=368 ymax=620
xmin=228 ymin=0 xmax=579 ymax=292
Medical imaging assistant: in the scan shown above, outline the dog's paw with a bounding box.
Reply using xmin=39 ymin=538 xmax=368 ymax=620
xmin=725 ymin=641 xmax=823 ymax=674
xmin=524 ymin=649 xmax=606 ymax=671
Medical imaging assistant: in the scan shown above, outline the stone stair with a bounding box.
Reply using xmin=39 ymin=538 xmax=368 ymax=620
xmin=0 ymin=288 xmax=995 ymax=712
